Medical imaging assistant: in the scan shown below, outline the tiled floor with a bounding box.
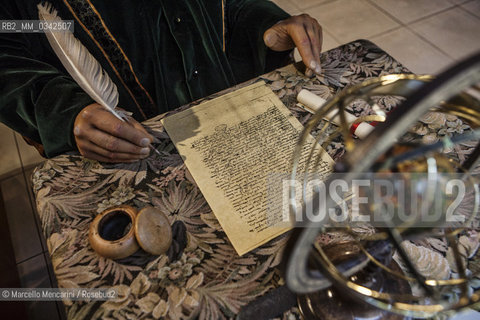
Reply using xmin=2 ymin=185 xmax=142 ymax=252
xmin=0 ymin=123 xmax=45 ymax=179
xmin=0 ymin=1 xmax=479 ymax=319
xmin=274 ymin=0 xmax=480 ymax=75
xmin=0 ymin=167 xmax=64 ymax=319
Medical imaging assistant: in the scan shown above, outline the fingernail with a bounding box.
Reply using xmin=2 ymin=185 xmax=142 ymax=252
xmin=265 ymin=33 xmax=272 ymax=44
xmin=309 ymin=61 xmax=317 ymax=70
xmin=264 ymin=33 xmax=275 ymax=47
xmin=140 ymin=138 xmax=150 ymax=147
xmin=140 ymin=147 xmax=150 ymax=155
xmin=315 ymin=65 xmax=322 ymax=74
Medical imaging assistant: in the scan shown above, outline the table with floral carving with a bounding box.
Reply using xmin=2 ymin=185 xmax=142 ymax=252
xmin=32 ymin=40 xmax=480 ymax=319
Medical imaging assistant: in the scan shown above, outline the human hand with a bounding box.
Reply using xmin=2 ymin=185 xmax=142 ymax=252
xmin=73 ymin=103 xmax=154 ymax=163
xmin=263 ymin=14 xmax=323 ymax=76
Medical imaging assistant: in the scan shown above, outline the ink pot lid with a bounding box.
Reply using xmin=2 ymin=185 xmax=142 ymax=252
xmin=89 ymin=205 xmax=172 ymax=259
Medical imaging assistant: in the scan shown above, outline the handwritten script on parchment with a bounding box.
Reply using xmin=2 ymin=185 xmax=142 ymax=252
xmin=162 ymin=82 xmax=333 ymax=255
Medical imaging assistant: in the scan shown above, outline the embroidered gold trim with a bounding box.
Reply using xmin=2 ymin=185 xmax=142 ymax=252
xmin=221 ymin=0 xmax=226 ymax=52
xmin=61 ymin=0 xmax=147 ymax=119
xmin=84 ymin=0 xmax=156 ymax=110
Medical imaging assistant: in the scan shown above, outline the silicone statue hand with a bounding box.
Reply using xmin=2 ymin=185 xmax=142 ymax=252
xmin=263 ymin=14 xmax=323 ymax=76
xmin=73 ymin=103 xmax=154 ymax=163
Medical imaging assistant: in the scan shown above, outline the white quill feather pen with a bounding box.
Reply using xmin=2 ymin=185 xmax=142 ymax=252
xmin=38 ymin=2 xmax=161 ymax=156
xmin=37 ymin=2 xmax=124 ymax=121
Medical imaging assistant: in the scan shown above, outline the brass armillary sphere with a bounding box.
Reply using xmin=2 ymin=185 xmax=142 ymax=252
xmin=286 ymin=51 xmax=480 ymax=318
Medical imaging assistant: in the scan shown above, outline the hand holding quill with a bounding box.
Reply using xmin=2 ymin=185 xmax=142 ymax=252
xmin=38 ymin=2 xmax=159 ymax=162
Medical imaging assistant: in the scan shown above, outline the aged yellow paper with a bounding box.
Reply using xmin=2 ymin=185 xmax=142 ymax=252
xmin=162 ymin=81 xmax=333 ymax=255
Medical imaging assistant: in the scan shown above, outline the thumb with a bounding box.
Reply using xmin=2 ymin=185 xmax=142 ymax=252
xmin=263 ymin=28 xmax=279 ymax=48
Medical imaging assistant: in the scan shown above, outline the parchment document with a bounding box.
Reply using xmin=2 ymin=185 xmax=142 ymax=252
xmin=162 ymin=82 xmax=333 ymax=255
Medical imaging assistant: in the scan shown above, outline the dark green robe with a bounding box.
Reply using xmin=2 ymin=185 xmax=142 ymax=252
xmin=0 ymin=0 xmax=291 ymax=157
